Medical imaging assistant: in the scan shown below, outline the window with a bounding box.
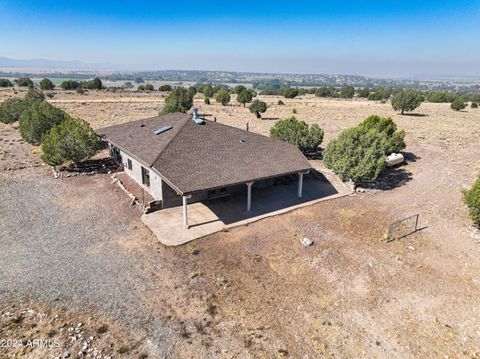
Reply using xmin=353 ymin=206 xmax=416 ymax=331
xmin=127 ymin=158 xmax=132 ymax=170
xmin=141 ymin=166 xmax=150 ymax=187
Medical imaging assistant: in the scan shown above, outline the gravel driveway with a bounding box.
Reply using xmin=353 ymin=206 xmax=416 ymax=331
xmin=0 ymin=169 xmax=178 ymax=357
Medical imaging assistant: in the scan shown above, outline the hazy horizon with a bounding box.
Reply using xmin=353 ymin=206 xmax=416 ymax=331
xmin=1 ymin=1 xmax=479 ymax=78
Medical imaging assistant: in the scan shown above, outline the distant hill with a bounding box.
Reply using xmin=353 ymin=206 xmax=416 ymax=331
xmin=0 ymin=57 xmax=114 ymax=70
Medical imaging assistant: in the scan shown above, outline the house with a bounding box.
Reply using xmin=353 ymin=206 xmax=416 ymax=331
xmin=97 ymin=110 xmax=312 ymax=228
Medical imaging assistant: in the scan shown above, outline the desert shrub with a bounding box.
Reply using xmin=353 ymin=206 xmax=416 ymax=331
xmin=61 ymin=80 xmax=80 ymax=90
xmin=315 ymin=86 xmax=336 ymax=97
xmin=451 ymin=98 xmax=466 ymax=111
xmin=278 ymin=100 xmax=285 ymax=105
xmin=292 ymin=108 xmax=297 ymax=114
xmin=0 ymin=98 xmax=27 ymax=124
xmin=124 ymin=82 xmax=134 ymax=89
xmin=391 ymin=90 xmax=424 ymax=114
xmin=19 ymin=101 xmax=66 ymax=145
xmin=187 ymin=86 xmax=197 ymax=98
xmin=144 ymin=84 xmax=155 ymax=91
xmin=340 ymin=86 xmax=355 ymax=99
xmin=323 ymin=115 xmax=406 ymax=184
xmin=76 ymin=88 xmax=86 ymax=94
xmin=0 ymin=78 xmax=14 ymax=87
xmin=237 ymin=88 xmax=253 ymax=107
xmin=204 ymin=97 xmax=210 ymax=105
xmin=471 ymin=102 xmax=478 ymax=108
xmin=161 ymin=87 xmax=194 ymax=114
xmin=463 ymin=174 xmax=480 ymax=226
xmin=137 ymin=85 xmax=146 ymax=92
xmin=134 ymin=77 xmax=144 ymax=84
xmin=249 ymin=100 xmax=267 ymax=118
xmin=216 ymin=89 xmax=231 ymax=106
xmin=159 ymin=84 xmax=172 ymax=91
xmin=41 ymin=116 xmax=99 ymax=166
xmin=427 ymin=92 xmax=459 ymax=103
xmin=15 ymin=77 xmax=33 ymax=87
xmin=283 ymin=87 xmax=299 ymax=99
xmin=270 ymin=116 xmax=324 ymax=153
xmin=39 ymin=78 xmax=55 ymax=90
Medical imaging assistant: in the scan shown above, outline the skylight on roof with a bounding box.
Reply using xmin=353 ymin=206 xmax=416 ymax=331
xmin=153 ymin=125 xmax=173 ymax=135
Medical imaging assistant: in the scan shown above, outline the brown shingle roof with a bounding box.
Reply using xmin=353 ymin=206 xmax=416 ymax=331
xmin=97 ymin=113 xmax=312 ymax=195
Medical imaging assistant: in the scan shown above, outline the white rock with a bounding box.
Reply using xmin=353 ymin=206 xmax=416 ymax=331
xmin=301 ymin=237 xmax=314 ymax=246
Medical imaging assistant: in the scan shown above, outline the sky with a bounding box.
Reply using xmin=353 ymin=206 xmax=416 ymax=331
xmin=0 ymin=0 xmax=479 ymax=78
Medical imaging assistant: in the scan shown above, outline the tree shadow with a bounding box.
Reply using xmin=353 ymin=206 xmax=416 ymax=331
xmin=402 ymin=113 xmax=427 ymax=117
xmin=59 ymin=157 xmax=120 ymax=174
xmin=359 ymin=151 xmax=420 ymax=191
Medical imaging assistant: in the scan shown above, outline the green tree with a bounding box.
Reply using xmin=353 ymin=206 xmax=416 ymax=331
xmin=340 ymin=86 xmax=355 ymax=99
xmin=249 ymin=99 xmax=267 ymax=118
xmin=61 ymin=80 xmax=80 ymax=90
xmin=124 ymin=81 xmax=134 ymax=89
xmin=283 ymin=87 xmax=299 ymax=99
xmin=161 ymin=87 xmax=194 ymax=114
xmin=216 ymin=88 xmax=231 ymax=106
xmin=91 ymin=77 xmax=102 ymax=90
xmin=0 ymin=98 xmax=26 ymax=124
xmin=270 ymin=116 xmax=324 ymax=153
xmin=15 ymin=77 xmax=33 ymax=87
xmin=19 ymin=101 xmax=66 ymax=145
xmin=451 ymin=98 xmax=466 ymax=111
xmin=471 ymin=102 xmax=478 ymax=109
xmin=144 ymin=84 xmax=155 ymax=91
xmin=0 ymin=78 xmax=14 ymax=87
xmin=237 ymin=88 xmax=253 ymax=107
xmin=391 ymin=90 xmax=424 ymax=114
xmin=41 ymin=116 xmax=99 ymax=166
xmin=463 ymin=173 xmax=480 ymax=226
xmin=234 ymin=85 xmax=247 ymax=94
xmin=323 ymin=115 xmax=406 ymax=184
xmin=202 ymin=84 xmax=214 ymax=98
xmin=357 ymin=87 xmax=370 ymax=98
xmin=24 ymin=88 xmax=45 ymax=103
xmin=39 ymin=78 xmax=55 ymax=90
xmin=159 ymin=84 xmax=172 ymax=91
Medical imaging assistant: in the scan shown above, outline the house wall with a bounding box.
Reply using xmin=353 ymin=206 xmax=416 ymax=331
xmin=116 ymin=147 xmax=163 ymax=201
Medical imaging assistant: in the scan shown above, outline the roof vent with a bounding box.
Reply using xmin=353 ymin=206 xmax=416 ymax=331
xmin=192 ymin=108 xmax=205 ymax=125
xmin=153 ymin=125 xmax=173 ymax=135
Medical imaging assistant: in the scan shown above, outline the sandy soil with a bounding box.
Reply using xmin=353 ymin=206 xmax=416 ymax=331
xmin=1 ymin=88 xmax=480 ymax=358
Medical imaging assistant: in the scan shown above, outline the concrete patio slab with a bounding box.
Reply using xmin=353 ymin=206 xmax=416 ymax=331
xmin=142 ymin=167 xmax=352 ymax=246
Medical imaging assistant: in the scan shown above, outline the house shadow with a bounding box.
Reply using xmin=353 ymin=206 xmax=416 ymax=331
xmin=203 ymin=170 xmax=338 ymax=225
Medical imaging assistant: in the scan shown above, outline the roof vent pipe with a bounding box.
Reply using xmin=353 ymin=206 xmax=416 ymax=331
xmin=192 ymin=108 xmax=205 ymax=125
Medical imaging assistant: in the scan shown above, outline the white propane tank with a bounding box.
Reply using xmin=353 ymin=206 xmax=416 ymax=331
xmin=386 ymin=153 xmax=404 ymax=167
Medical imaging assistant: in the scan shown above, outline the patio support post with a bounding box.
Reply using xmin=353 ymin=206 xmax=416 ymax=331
xmin=298 ymin=172 xmax=304 ymax=198
xmin=182 ymin=195 xmax=191 ymax=229
xmin=246 ymin=182 xmax=254 ymax=211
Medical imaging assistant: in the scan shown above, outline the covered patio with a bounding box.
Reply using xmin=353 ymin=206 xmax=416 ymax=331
xmin=142 ymin=169 xmax=351 ymax=246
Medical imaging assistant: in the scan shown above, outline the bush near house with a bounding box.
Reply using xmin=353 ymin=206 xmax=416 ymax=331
xmin=161 ymin=87 xmax=194 ymax=114
xmin=463 ymin=174 xmax=480 ymax=226
xmin=249 ymin=99 xmax=267 ymax=118
xmin=40 ymin=78 xmax=55 ymax=90
xmin=0 ymin=78 xmax=14 ymax=87
xmin=270 ymin=116 xmax=324 ymax=154
xmin=391 ymin=90 xmax=424 ymax=114
xmin=451 ymin=98 xmax=466 ymax=111
xmin=216 ymin=89 xmax=231 ymax=106
xmin=41 ymin=116 xmax=99 ymax=166
xmin=19 ymin=100 xmax=66 ymax=145
xmin=323 ymin=115 xmax=406 ymax=184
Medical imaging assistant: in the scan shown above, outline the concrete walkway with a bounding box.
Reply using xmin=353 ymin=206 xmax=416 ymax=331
xmin=142 ymin=169 xmax=352 ymax=246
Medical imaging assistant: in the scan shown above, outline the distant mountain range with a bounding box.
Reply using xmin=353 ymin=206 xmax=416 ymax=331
xmin=0 ymin=57 xmax=114 ymax=70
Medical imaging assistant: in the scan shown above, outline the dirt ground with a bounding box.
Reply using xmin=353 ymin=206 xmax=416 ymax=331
xmin=1 ymin=88 xmax=480 ymax=358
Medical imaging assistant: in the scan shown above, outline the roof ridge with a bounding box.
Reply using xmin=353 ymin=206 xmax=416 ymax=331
xmin=148 ymin=112 xmax=191 ymax=166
